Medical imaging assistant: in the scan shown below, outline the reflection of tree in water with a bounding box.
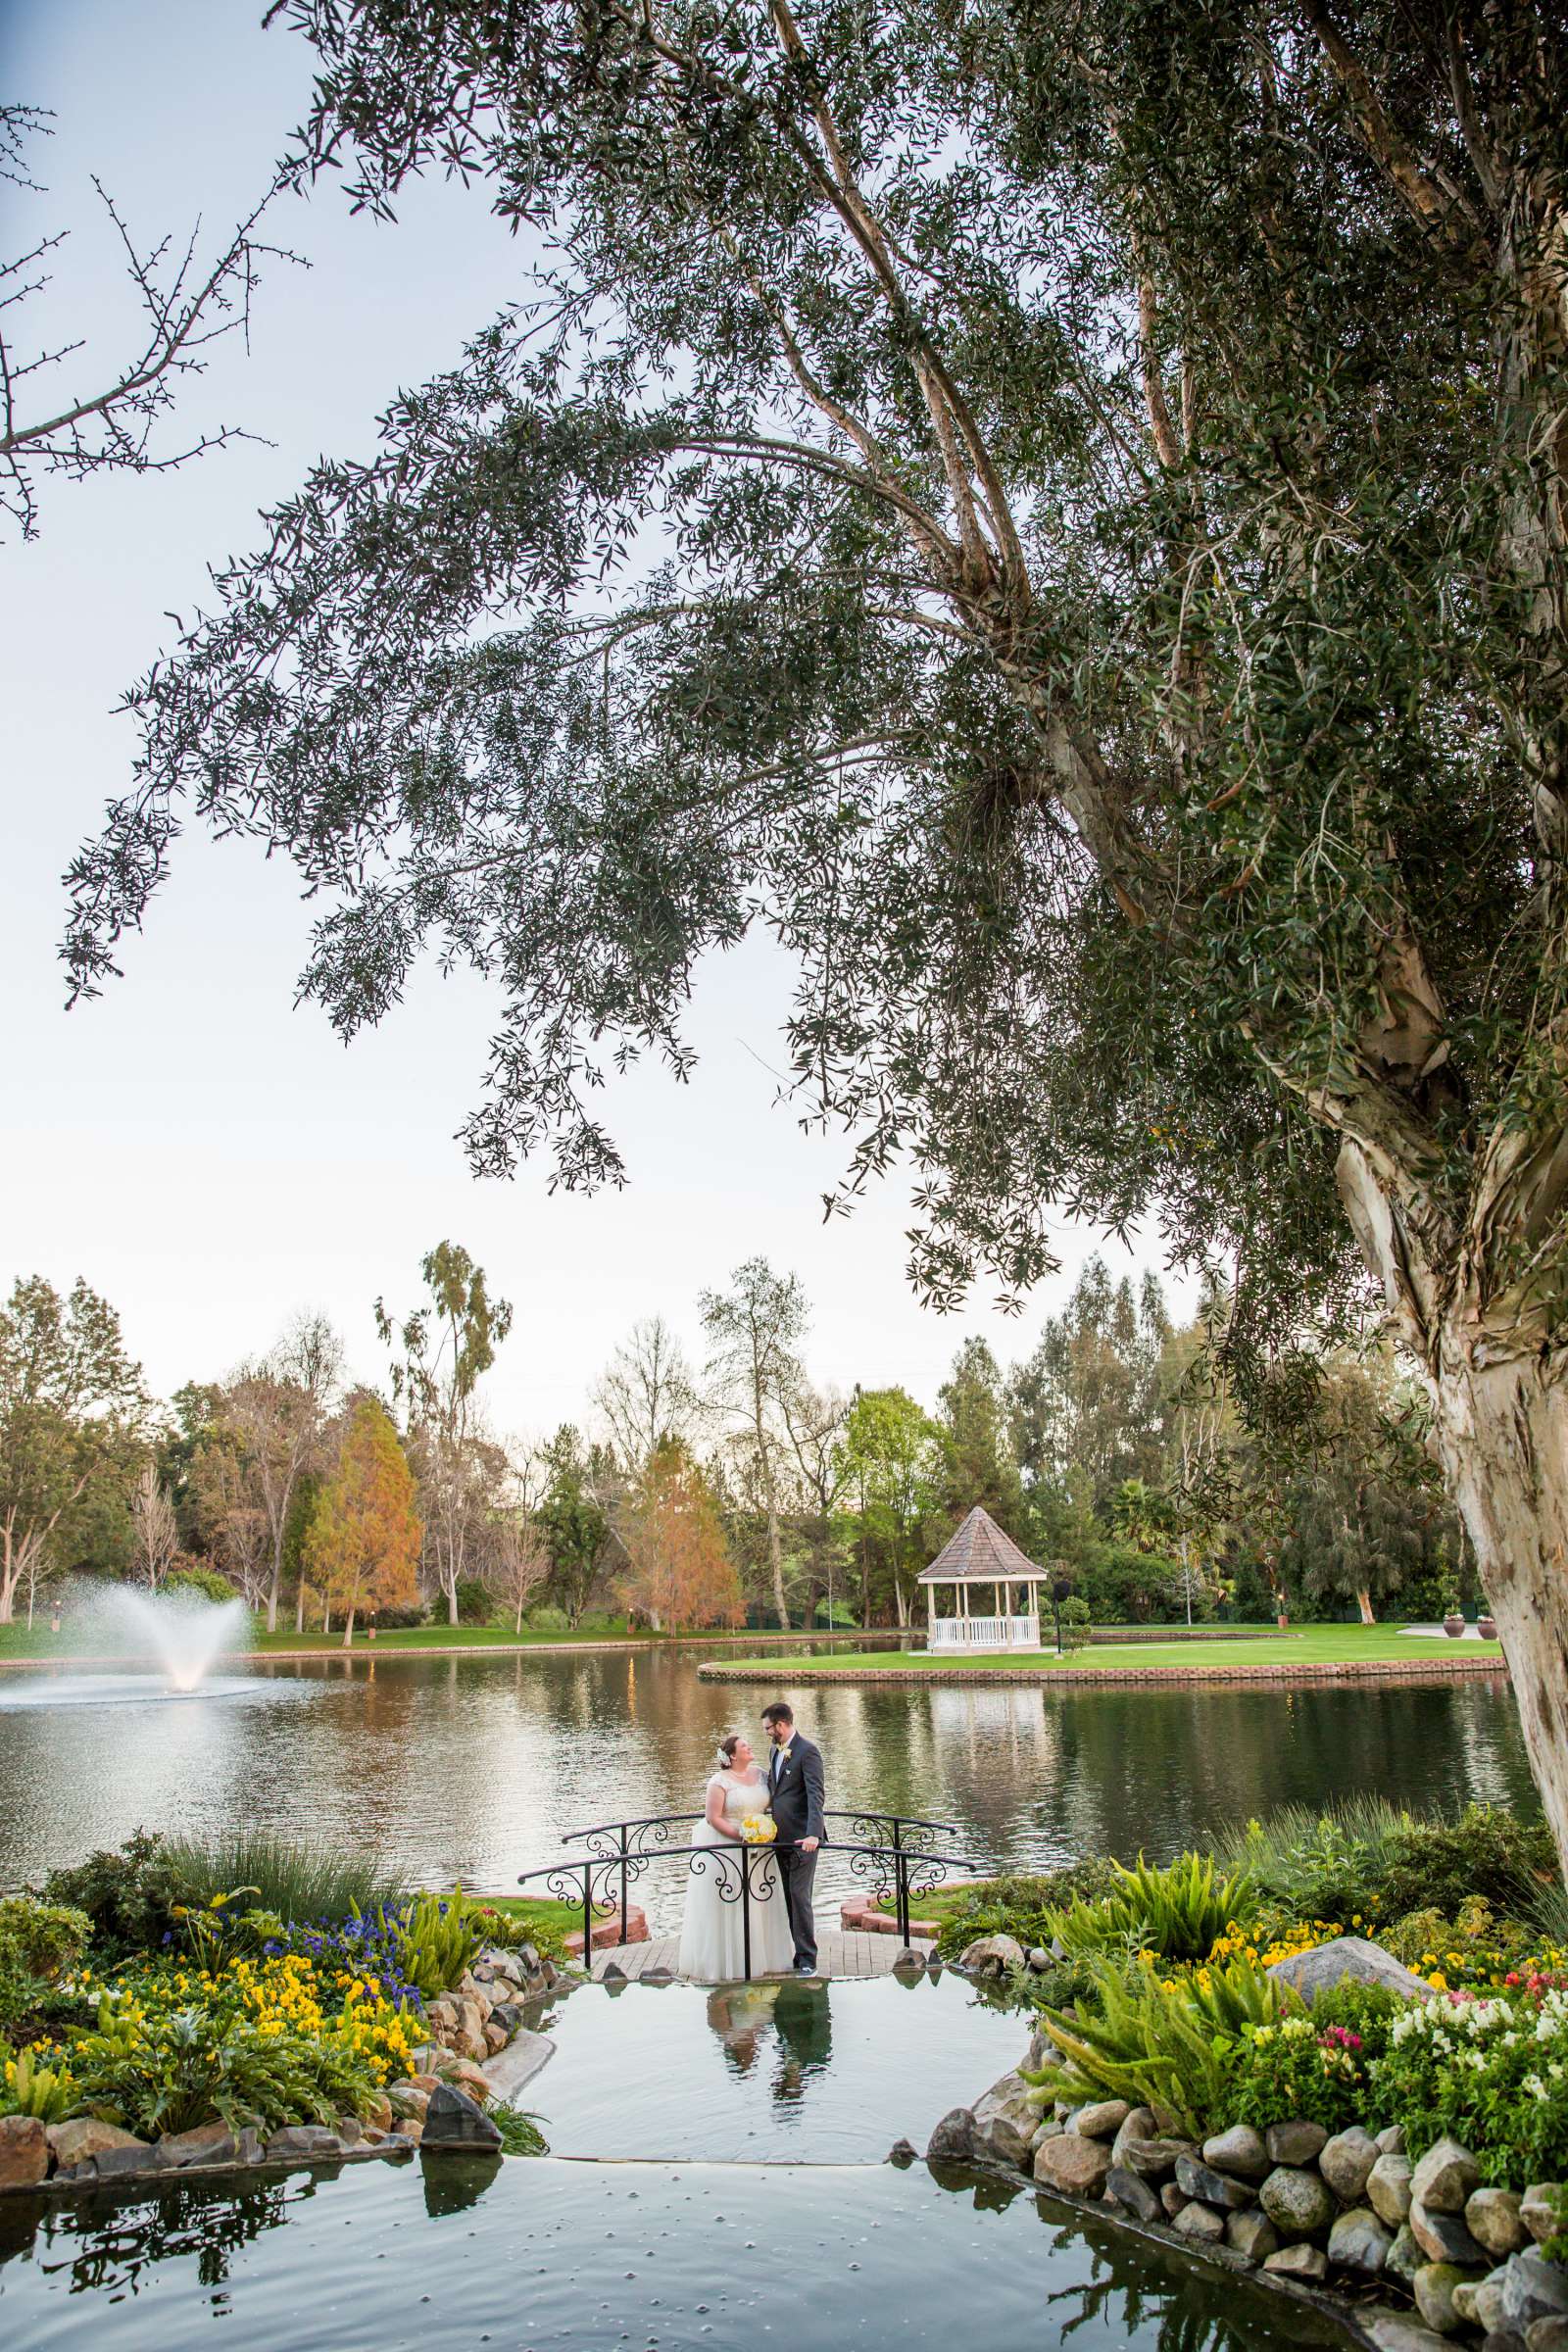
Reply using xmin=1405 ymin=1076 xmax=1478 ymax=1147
xmin=1029 ymin=2204 xmax=1338 ymax=2351
xmin=25 ymin=2179 xmax=290 ymax=2298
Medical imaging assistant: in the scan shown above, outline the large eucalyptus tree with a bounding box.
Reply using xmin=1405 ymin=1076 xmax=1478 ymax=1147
xmin=64 ymin=6 xmax=1568 ymax=1853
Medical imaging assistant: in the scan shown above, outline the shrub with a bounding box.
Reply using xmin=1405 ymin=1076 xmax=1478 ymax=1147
xmin=466 ymin=1898 xmax=572 ymax=1967
xmin=453 ymin=1579 xmax=493 ymax=1625
xmin=1371 ymin=1986 xmax=1568 ymax=2184
xmin=0 ymin=1946 xmax=44 ymax=2040
xmin=0 ymin=2040 xmax=76 ymax=2123
xmin=1217 ymin=1800 xmax=1555 ymax=1929
xmin=165 ymin=1564 xmax=236 ymax=1605
xmin=934 ymin=1861 xmax=1120 ymax=1961
xmin=0 ymin=1896 xmax=92 ymax=1984
xmin=1049 ymin=1853 xmax=1256 ymax=1964
xmin=70 ymin=1996 xmax=385 ymax=2138
xmin=368 ymin=1601 xmax=428 ymax=1630
xmin=523 ymin=1604 xmax=570 ymax=1634
xmin=37 ymin=1832 xmax=177 ymax=1961
xmin=161 ymin=1832 xmax=410 ymax=1929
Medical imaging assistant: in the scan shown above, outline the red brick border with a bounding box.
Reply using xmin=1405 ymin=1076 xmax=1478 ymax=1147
xmin=697 ymin=1655 xmax=1510 ymax=1690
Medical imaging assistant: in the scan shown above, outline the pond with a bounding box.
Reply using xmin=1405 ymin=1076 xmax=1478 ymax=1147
xmin=0 ymin=2149 xmax=1351 ymax=2352
xmin=0 ymin=1647 xmax=1532 ymax=1909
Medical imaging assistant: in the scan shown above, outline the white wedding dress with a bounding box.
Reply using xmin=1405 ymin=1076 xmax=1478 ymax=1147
xmin=677 ymin=1770 xmax=797 ymax=1982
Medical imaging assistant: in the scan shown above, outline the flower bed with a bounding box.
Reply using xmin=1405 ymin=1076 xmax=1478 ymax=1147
xmin=939 ymin=1803 xmax=1568 ymax=2344
xmin=0 ymin=1836 xmax=565 ymax=2194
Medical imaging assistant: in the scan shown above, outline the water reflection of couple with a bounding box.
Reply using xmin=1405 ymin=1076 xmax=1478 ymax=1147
xmin=706 ymin=1979 xmax=832 ymax=2101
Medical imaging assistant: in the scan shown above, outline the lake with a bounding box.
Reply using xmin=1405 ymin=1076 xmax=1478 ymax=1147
xmin=0 ymin=1647 xmax=1533 ymax=1910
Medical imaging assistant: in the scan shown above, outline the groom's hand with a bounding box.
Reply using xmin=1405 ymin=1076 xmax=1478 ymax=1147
xmin=798 ymin=1836 xmax=819 ymax=1852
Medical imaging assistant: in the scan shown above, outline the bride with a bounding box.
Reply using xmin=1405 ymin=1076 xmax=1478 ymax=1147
xmin=677 ymin=1733 xmax=797 ymax=1982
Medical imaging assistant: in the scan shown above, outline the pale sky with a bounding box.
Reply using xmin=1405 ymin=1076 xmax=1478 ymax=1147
xmin=1 ymin=0 xmax=1191 ymax=1440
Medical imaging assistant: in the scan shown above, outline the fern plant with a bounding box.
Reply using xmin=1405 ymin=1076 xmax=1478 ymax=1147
xmin=1025 ymin=1955 xmax=1294 ymax=2139
xmin=388 ymin=1889 xmax=482 ymax=1999
xmin=1047 ymin=1852 xmax=1255 ymax=1964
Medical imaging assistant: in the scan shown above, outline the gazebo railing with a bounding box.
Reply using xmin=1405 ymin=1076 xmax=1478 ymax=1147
xmin=520 ymin=1808 xmax=981 ymax=1978
xmin=928 ymin=1614 xmax=1040 ymax=1651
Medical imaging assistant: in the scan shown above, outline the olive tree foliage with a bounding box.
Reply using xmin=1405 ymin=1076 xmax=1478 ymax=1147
xmin=61 ymin=7 xmax=1568 ymax=1849
xmin=0 ymin=104 xmax=295 ymax=544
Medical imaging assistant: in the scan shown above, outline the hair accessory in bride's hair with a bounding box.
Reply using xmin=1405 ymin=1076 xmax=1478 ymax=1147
xmin=714 ymin=1733 xmax=741 ymax=1766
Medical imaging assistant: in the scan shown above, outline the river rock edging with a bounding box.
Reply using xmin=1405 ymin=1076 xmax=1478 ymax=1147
xmin=929 ymin=2077 xmax=1568 ymax=2351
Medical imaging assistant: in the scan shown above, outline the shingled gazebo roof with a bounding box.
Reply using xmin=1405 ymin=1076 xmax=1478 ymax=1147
xmin=916 ymin=1505 xmax=1044 ymax=1586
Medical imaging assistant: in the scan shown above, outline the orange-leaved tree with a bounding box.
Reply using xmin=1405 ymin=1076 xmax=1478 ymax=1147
xmin=616 ymin=1439 xmax=742 ymax=1635
xmin=305 ymin=1397 xmax=420 ymax=1647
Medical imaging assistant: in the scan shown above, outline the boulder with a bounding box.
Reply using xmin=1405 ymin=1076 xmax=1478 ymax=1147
xmin=1468 ymin=2273 xmax=1510 ymax=2334
xmin=958 ymin=1934 xmax=1026 ymax=1977
xmin=1174 ymin=2201 xmax=1227 ymax=2243
xmin=1227 ymin=2208 xmax=1280 ymax=2264
xmin=1412 ymin=2139 xmax=1481 ymax=2215
xmin=395 ymin=2119 xmax=424 ymax=2145
xmin=1369 ymin=2153 xmax=1415 ymax=2228
xmin=483 ymin=2023 xmax=509 ymax=2056
xmin=926 ymin=2108 xmax=975 ymax=2164
xmin=0 ymin=2116 xmax=48 ymax=2192
xmin=1026 ymin=1948 xmax=1052 ymax=1972
xmin=1500 ymin=2253 xmax=1568 ymax=2332
xmin=439 ymin=2058 xmax=493 ymax=2102
xmin=1414 ymin=2261 xmax=1480 ymax=2333
xmin=489 ymin=2004 xmax=525 ymax=2035
xmin=366 ymin=2092 xmax=393 ymax=2133
xmin=1362 ymin=2318 xmax=1452 ymax=2352
xmin=1469 ymin=2190 xmax=1530 ymax=2259
xmin=91 ymin=2141 xmax=172 ymax=2181
xmin=1524 ymin=2187 xmax=1566 ymax=2246
xmin=1266 ymin=2120 xmax=1329 ymax=2166
xmin=1411 ymin=2198 xmax=1487 ymax=2268
xmin=970 ymin=2072 xmax=1040 ymax=2170
xmin=1160 ymin=2181 xmax=1187 ymax=2218
xmin=1174 ymin=2154 xmax=1255 ymax=2212
xmin=888 ymin=2138 xmax=917 ymax=2167
xmin=1320 ymin=2127 xmax=1381 ymax=2204
xmin=158 ymin=2123 xmax=259 ymax=2169
xmin=1104 ymin=2167 xmax=1163 ymax=2225
xmin=388 ymin=2083 xmax=430 ymax=2120
xmin=1031 ymin=2120 xmax=1062 ymax=2151
xmin=1259 ymin=2165 xmax=1337 ymax=2238
xmin=1266 ymin=1935 xmax=1436 ymax=2008
xmin=264 ymin=2126 xmax=348 ymax=2164
xmin=1070 ymin=2098 xmax=1131 ymax=2141
xmin=1386 ymin=2227 xmax=1425 ymax=2286
xmin=453 ymin=1997 xmax=488 ymax=2046
xmin=1202 ymin=2125 xmax=1270 ymax=2181
xmin=45 ymin=2118 xmax=144 ymax=2172
xmin=1119 ymin=2136 xmax=1193 ymax=2181
xmin=1111 ymin=2107 xmax=1159 ymax=2165
xmin=1263 ymin=2242 xmax=1328 ymax=2282
xmin=1329 ymin=2207 xmax=1394 ymax=2278
xmin=420 ymin=2083 xmax=503 ymax=2155
xmin=1379 ymin=2126 xmax=1407 ymax=2155
xmin=1527 ymin=2320 xmax=1568 ymax=2352
xmin=1032 ymin=2134 xmax=1111 ymax=2197
xmin=426 ymin=1997 xmax=459 ymax=2034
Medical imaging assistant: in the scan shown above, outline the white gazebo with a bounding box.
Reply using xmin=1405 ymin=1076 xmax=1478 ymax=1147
xmin=919 ymin=1506 xmax=1045 ymax=1652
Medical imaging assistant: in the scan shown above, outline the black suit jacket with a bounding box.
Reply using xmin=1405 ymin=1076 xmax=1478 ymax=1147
xmin=767 ymin=1734 xmax=826 ymax=1844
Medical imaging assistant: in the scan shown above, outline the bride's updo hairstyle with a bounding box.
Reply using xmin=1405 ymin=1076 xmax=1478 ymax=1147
xmin=713 ymin=1734 xmax=742 ymax=1768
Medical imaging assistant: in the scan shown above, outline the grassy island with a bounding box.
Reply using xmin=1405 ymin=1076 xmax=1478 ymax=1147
xmin=698 ymin=1624 xmax=1507 ymax=1683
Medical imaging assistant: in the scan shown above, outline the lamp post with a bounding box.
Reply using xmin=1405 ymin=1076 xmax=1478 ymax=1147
xmin=1051 ymin=1574 xmax=1072 ymax=1658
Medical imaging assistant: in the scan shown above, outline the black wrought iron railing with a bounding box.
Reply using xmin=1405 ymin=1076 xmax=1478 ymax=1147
xmin=518 ymin=1808 xmax=982 ymax=1979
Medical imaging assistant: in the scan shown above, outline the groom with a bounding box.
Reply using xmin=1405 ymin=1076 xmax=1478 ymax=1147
xmin=761 ymin=1700 xmax=825 ymax=1975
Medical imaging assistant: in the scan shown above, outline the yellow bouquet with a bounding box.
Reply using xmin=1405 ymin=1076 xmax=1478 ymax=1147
xmin=740 ymin=1815 xmax=777 ymax=1844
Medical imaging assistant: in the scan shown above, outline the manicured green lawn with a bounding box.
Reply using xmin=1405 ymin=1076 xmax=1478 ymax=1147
xmin=0 ymin=1619 xmax=635 ymax=1659
xmin=703 ymin=1624 xmax=1502 ymax=1674
xmin=465 ymin=1893 xmax=581 ymax=1961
